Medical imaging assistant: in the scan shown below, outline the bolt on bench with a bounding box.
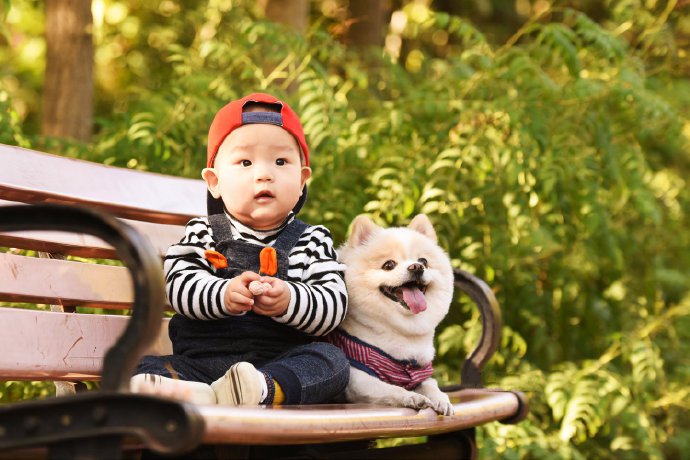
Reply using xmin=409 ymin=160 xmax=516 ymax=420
xmin=0 ymin=144 xmax=527 ymax=459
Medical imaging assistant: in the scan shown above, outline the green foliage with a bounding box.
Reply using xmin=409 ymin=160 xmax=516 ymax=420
xmin=1 ymin=0 xmax=689 ymax=458
xmin=0 ymin=381 xmax=54 ymax=403
xmin=0 ymin=90 xmax=29 ymax=147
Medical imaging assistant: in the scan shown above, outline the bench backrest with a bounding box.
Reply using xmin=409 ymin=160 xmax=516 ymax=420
xmin=0 ymin=143 xmax=207 ymax=381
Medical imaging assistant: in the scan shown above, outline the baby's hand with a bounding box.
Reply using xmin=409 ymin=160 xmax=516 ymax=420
xmin=252 ymin=278 xmax=290 ymax=317
xmin=224 ymin=271 xmax=261 ymax=314
xmin=248 ymin=280 xmax=272 ymax=296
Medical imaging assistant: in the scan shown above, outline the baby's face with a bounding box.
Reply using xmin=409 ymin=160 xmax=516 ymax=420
xmin=203 ymin=123 xmax=311 ymax=230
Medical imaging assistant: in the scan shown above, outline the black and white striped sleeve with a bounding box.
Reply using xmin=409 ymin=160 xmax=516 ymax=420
xmin=163 ymin=217 xmax=232 ymax=320
xmin=272 ymin=225 xmax=348 ymax=336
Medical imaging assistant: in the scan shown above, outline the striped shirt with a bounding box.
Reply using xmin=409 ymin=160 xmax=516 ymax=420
xmin=164 ymin=213 xmax=348 ymax=336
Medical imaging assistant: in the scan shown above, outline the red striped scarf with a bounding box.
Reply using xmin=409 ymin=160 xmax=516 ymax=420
xmin=326 ymin=329 xmax=433 ymax=390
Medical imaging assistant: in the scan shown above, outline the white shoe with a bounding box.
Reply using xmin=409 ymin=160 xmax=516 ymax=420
xmin=130 ymin=373 xmax=217 ymax=405
xmin=211 ymin=362 xmax=263 ymax=406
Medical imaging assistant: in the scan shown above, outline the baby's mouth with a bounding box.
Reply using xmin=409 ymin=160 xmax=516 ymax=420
xmin=254 ymin=190 xmax=275 ymax=201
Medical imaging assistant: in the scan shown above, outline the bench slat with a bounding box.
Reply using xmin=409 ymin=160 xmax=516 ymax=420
xmin=0 ymin=201 xmax=186 ymax=258
xmin=0 ymin=144 xmax=206 ymax=225
xmin=0 ymin=308 xmax=171 ymax=380
xmin=198 ymin=389 xmax=519 ymax=444
xmin=0 ymin=252 xmax=135 ymax=307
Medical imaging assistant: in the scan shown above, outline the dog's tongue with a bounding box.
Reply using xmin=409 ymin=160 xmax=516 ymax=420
xmin=402 ymin=286 xmax=427 ymax=314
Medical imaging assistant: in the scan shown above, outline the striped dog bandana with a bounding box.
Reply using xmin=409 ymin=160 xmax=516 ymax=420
xmin=325 ymin=329 xmax=433 ymax=390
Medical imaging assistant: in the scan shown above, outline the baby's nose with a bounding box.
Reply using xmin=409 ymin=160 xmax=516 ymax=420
xmin=255 ymin=164 xmax=274 ymax=181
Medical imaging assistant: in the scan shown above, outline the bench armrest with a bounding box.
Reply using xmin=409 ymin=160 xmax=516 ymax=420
xmin=453 ymin=269 xmax=503 ymax=388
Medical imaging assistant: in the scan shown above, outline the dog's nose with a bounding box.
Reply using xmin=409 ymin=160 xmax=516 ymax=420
xmin=408 ymin=263 xmax=424 ymax=277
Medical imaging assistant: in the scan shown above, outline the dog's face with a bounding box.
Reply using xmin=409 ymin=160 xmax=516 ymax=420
xmin=338 ymin=214 xmax=454 ymax=337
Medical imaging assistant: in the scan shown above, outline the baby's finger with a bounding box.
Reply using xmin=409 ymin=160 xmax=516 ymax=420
xmin=254 ymin=296 xmax=275 ymax=309
xmin=262 ymin=281 xmax=284 ymax=298
xmin=252 ymin=301 xmax=284 ymax=317
xmin=234 ymin=279 xmax=258 ymax=297
xmin=228 ymin=291 xmax=254 ymax=308
xmin=237 ymin=271 xmax=261 ymax=286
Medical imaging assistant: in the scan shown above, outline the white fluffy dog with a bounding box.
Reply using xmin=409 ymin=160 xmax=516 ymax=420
xmin=327 ymin=214 xmax=454 ymax=415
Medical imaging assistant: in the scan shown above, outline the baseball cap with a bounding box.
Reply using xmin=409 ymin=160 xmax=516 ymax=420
xmin=207 ymin=93 xmax=310 ymax=168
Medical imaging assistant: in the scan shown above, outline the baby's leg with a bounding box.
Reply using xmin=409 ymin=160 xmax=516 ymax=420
xmin=130 ymin=355 xmax=216 ymax=405
xmin=130 ymin=373 xmax=216 ymax=405
xmin=261 ymin=342 xmax=350 ymax=405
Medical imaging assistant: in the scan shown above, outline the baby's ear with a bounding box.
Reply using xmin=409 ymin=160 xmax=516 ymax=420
xmin=408 ymin=214 xmax=437 ymax=243
xmin=348 ymin=215 xmax=381 ymax=248
xmin=202 ymin=168 xmax=221 ymax=198
xmin=300 ymin=166 xmax=312 ymax=189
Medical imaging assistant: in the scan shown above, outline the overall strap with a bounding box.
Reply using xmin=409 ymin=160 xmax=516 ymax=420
xmin=273 ymin=219 xmax=308 ymax=253
xmin=208 ymin=214 xmax=234 ymax=245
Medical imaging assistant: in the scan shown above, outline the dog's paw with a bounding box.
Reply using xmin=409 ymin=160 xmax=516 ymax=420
xmin=400 ymin=392 xmax=435 ymax=411
xmin=415 ymin=380 xmax=455 ymax=415
xmin=430 ymin=395 xmax=455 ymax=416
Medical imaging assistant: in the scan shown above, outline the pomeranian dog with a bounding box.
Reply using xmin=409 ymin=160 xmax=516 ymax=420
xmin=326 ymin=214 xmax=454 ymax=415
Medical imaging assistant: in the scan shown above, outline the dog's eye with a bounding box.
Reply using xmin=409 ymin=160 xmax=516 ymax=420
xmin=418 ymin=258 xmax=428 ymax=267
xmin=381 ymin=260 xmax=397 ymax=271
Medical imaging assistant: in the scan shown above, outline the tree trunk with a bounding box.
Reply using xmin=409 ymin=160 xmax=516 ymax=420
xmin=42 ymin=0 xmax=94 ymax=142
xmin=260 ymin=0 xmax=310 ymax=34
xmin=346 ymin=0 xmax=392 ymax=49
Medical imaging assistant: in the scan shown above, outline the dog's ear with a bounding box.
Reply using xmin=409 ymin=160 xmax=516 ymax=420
xmin=348 ymin=215 xmax=381 ymax=247
xmin=408 ymin=214 xmax=437 ymax=242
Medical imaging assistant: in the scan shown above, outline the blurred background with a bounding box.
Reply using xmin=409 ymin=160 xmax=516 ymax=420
xmin=1 ymin=0 xmax=689 ymax=458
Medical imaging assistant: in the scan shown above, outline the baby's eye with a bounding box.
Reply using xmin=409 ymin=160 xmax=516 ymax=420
xmin=275 ymin=158 xmax=287 ymax=166
xmin=241 ymin=160 xmax=252 ymax=167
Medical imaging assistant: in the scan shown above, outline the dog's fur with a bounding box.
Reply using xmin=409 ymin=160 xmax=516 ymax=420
xmin=334 ymin=214 xmax=454 ymax=415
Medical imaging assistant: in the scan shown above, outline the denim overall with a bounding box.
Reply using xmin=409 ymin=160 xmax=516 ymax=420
xmin=135 ymin=216 xmax=349 ymax=404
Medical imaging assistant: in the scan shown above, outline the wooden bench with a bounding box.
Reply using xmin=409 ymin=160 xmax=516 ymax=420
xmin=0 ymin=143 xmax=528 ymax=459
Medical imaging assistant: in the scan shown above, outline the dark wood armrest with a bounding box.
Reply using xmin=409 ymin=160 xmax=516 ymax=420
xmin=452 ymin=269 xmax=503 ymax=388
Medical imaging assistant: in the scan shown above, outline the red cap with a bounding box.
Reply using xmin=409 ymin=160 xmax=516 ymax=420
xmin=207 ymin=93 xmax=310 ymax=168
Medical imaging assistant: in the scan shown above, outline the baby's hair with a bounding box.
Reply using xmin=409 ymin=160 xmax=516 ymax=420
xmin=243 ymin=101 xmax=307 ymax=165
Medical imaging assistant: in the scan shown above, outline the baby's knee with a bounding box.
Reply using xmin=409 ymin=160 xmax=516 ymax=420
xmin=308 ymin=342 xmax=350 ymax=376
